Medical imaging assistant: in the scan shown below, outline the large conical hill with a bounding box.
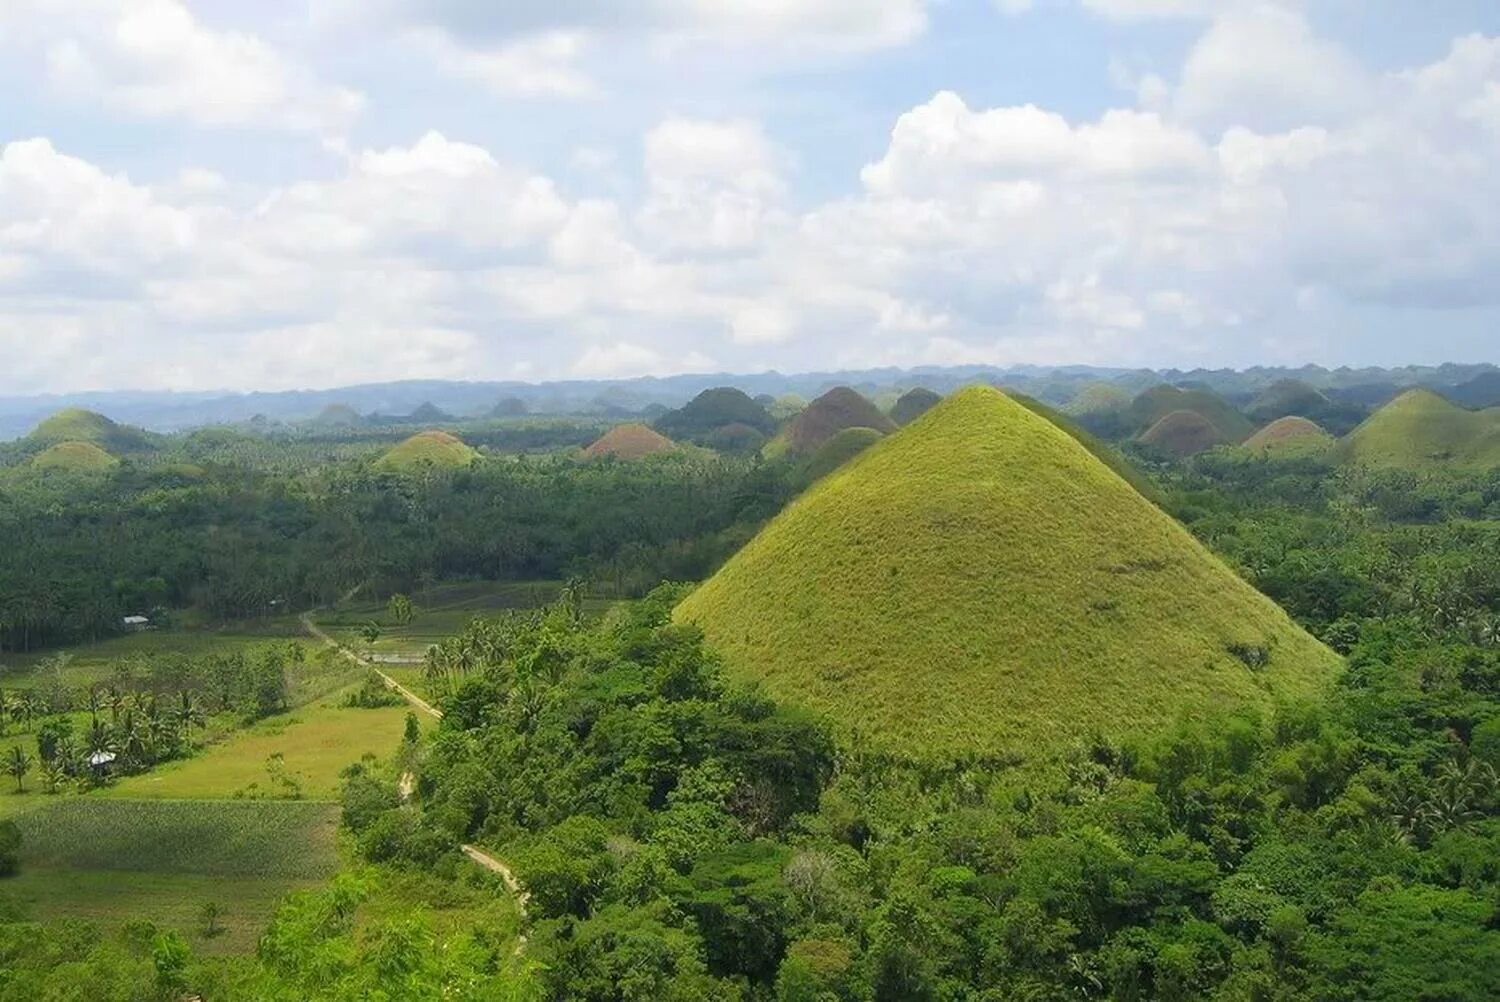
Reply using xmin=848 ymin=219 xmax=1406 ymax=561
xmin=27 ymin=408 xmax=154 ymax=454
xmin=677 ymin=386 xmax=1340 ymax=762
xmin=1244 ymin=417 xmax=1334 ymax=457
xmin=583 ymin=423 xmax=678 ymax=460
xmin=375 ymin=430 xmax=478 ymax=472
xmin=30 ymin=440 xmax=120 ymax=473
xmin=765 ymin=387 xmax=895 ymax=458
xmin=1332 ymin=389 xmax=1500 ymax=471
xmin=1130 ymin=385 xmax=1253 ymax=441
xmin=1140 ymin=409 xmax=1229 ymax=458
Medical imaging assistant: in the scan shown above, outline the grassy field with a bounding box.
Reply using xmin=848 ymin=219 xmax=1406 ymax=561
xmin=1333 ymin=388 xmax=1500 ymax=470
xmin=100 ymin=695 xmax=421 ymax=801
xmin=3 ymin=799 xmax=339 ymax=954
xmin=0 ymin=624 xmax=315 ymax=688
xmin=317 ymin=579 xmax=610 ymax=660
xmin=678 ymin=386 xmax=1342 ymax=762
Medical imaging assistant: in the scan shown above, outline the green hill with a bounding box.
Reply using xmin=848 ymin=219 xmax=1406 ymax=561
xmin=890 ymin=388 xmax=942 ymax=426
xmin=765 ymin=387 xmax=895 ymax=458
xmin=1140 ymin=410 xmax=1230 ymax=458
xmin=1244 ymin=417 xmax=1335 ymax=457
xmin=801 ymin=426 xmax=883 ymax=483
xmin=583 ymin=423 xmax=678 ymax=459
xmin=30 ymin=440 xmax=120 ymax=473
xmin=309 ymin=404 xmax=363 ymax=428
xmin=1065 ymin=382 xmax=1133 ymax=417
xmin=27 ymin=408 xmax=154 ymax=453
xmin=1245 ymin=379 xmax=1329 ymax=423
xmin=1129 ymin=385 xmax=1253 ymax=441
xmin=1333 ymin=389 xmax=1500 ymax=471
xmin=375 ymin=430 xmax=478 ymax=472
xmin=677 ymin=386 xmax=1340 ymax=762
xmin=655 ymin=388 xmax=777 ymax=446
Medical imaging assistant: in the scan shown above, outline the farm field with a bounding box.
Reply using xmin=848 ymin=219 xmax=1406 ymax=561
xmin=100 ymin=693 xmax=421 ymax=801
xmin=4 ymin=799 xmax=340 ymax=954
xmin=0 ymin=625 xmax=316 ymax=689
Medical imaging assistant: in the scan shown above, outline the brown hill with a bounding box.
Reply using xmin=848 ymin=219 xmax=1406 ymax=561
xmin=583 ymin=423 xmax=677 ymax=459
xmin=769 ymin=387 xmax=896 ymax=458
xmin=1140 ymin=410 xmax=1229 ymax=458
xmin=1244 ymin=416 xmax=1335 ymax=455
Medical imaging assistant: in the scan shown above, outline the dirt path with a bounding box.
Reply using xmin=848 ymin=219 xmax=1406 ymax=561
xmin=299 ymin=613 xmax=442 ymax=719
xmin=301 ymin=609 xmax=526 ymax=944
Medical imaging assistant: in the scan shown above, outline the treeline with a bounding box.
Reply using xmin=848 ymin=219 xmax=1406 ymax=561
xmin=0 ymin=454 xmax=795 ymax=653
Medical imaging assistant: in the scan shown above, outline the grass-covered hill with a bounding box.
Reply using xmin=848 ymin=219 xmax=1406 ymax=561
xmin=29 ymin=440 xmax=121 ymax=472
xmin=375 ymin=430 xmax=478 ymax=471
xmin=800 ymin=426 xmax=883 ymax=483
xmin=677 ymin=386 xmax=1340 ymax=762
xmin=583 ymin=422 xmax=677 ymax=459
xmin=1332 ymin=389 xmax=1500 ymax=471
xmin=1129 ymin=385 xmax=1253 ymax=441
xmin=1244 ymin=416 xmax=1335 ymax=457
xmin=309 ymin=403 xmax=363 ymax=428
xmin=1244 ymin=379 xmax=1330 ymax=423
xmin=1139 ymin=409 xmax=1230 ymax=458
xmin=1447 ymin=371 xmax=1500 ymax=409
xmin=655 ymin=387 xmax=778 ymax=446
xmin=26 ymin=408 xmax=155 ymax=454
xmin=890 ymin=387 xmax=943 ymax=425
xmin=766 ymin=387 xmax=896 ymax=458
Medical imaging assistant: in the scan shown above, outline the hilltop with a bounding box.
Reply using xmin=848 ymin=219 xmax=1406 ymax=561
xmin=375 ymin=430 xmax=478 ymax=471
xmin=1140 ymin=410 xmax=1230 ymax=458
xmin=1333 ymin=389 xmax=1500 ymax=471
xmin=1245 ymin=416 xmax=1335 ymax=457
xmin=655 ymin=387 xmax=777 ymax=448
xmin=677 ymin=386 xmax=1340 ymax=762
xmin=1130 ymin=385 xmax=1253 ymax=441
xmin=583 ymin=423 xmax=678 ymax=459
xmin=309 ymin=404 xmax=363 ymax=429
xmin=890 ymin=387 xmax=942 ymax=425
xmin=766 ymin=386 xmax=895 ymax=458
xmin=30 ymin=440 xmax=120 ymax=472
xmin=1245 ymin=379 xmax=1329 ymax=423
xmin=27 ymin=408 xmax=154 ymax=454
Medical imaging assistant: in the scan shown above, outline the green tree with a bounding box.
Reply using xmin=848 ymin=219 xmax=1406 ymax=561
xmin=388 ymin=593 xmax=414 ymax=626
xmin=5 ymin=745 xmax=32 ymax=792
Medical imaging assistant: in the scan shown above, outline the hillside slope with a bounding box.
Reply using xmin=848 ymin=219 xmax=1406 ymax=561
xmin=583 ymin=423 xmax=677 ymax=459
xmin=1245 ymin=417 xmax=1334 ymax=456
xmin=677 ymin=386 xmax=1340 ymax=761
xmin=766 ymin=387 xmax=896 ymax=458
xmin=1333 ymin=389 xmax=1500 ymax=470
xmin=30 ymin=440 xmax=120 ymax=472
xmin=1130 ymin=385 xmax=1253 ymax=441
xmin=27 ymin=408 xmax=154 ymax=453
xmin=1140 ymin=410 xmax=1230 ymax=458
xmin=375 ymin=430 xmax=478 ymax=471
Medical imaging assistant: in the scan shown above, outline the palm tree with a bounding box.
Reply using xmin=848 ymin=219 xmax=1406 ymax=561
xmin=5 ymin=746 xmax=32 ymax=792
xmin=119 ymin=710 xmax=150 ymax=769
xmin=105 ymin=686 xmax=126 ymax=725
xmin=172 ymin=690 xmax=205 ymax=736
xmin=13 ymin=692 xmax=35 ymax=733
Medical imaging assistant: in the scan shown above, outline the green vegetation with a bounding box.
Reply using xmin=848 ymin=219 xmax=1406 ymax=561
xmin=801 ymin=427 xmax=883 ymax=484
xmin=679 ymin=386 xmax=1340 ymax=760
xmin=1244 ymin=416 xmax=1335 ymax=456
xmin=1140 ymin=408 xmax=1231 ymax=457
xmin=1245 ymin=378 xmax=1330 ymax=422
xmin=1333 ymin=388 xmax=1500 ymax=470
xmin=1130 ymin=384 xmax=1254 ymax=441
xmin=654 ymin=387 xmax=777 ymax=447
xmin=25 ymin=408 xmax=155 ymax=454
xmin=374 ymin=429 xmax=478 ymax=471
xmin=765 ymin=386 xmax=895 ymax=458
xmin=582 ymin=422 xmax=677 ymax=459
xmin=1009 ymin=391 xmax=1161 ymax=500
xmin=29 ymin=440 xmax=119 ymax=473
xmin=889 ymin=387 xmax=942 ymax=425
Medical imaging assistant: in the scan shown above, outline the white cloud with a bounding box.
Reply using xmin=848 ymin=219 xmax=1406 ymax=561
xmin=1079 ymin=0 xmax=1216 ymax=21
xmin=573 ymin=340 xmax=716 ymax=378
xmin=639 ymin=118 xmax=788 ymax=252
xmin=408 ymin=28 xmax=597 ymax=98
xmin=2 ymin=0 xmax=361 ymax=134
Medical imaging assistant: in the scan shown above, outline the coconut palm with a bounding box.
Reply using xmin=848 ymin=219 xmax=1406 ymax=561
xmin=5 ymin=746 xmax=32 ymax=792
xmin=172 ymin=690 xmax=206 ymax=735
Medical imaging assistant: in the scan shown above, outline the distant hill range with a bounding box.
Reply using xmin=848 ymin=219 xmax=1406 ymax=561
xmin=2 ymin=362 xmax=1496 ymax=442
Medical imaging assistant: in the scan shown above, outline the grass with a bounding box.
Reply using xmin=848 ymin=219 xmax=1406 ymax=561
xmin=0 ymin=868 xmax=318 ymax=954
xmin=583 ymin=423 xmax=678 ymax=459
xmin=1130 ymin=385 xmax=1254 ymax=441
xmin=1333 ymin=389 xmax=1500 ymax=471
xmin=25 ymin=407 xmax=155 ymax=453
xmin=0 ymin=625 xmax=315 ymax=688
xmin=1245 ymin=416 xmax=1335 ymax=456
xmin=3 ymin=799 xmax=339 ymax=954
xmin=766 ymin=387 xmax=895 ymax=458
xmin=1140 ymin=409 xmax=1230 ymax=457
xmin=803 ymin=427 xmax=884 ymax=483
xmin=99 ymin=695 xmax=421 ymax=801
xmin=891 ymin=388 xmax=942 ymax=426
xmin=375 ymin=429 xmax=478 ymax=471
xmin=29 ymin=440 xmax=119 ymax=472
xmin=677 ymin=385 xmax=1342 ymax=762
xmin=1064 ymin=382 xmax=1132 ymax=417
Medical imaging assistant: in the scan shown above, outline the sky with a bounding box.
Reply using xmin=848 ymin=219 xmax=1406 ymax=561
xmin=1 ymin=1 xmax=1498 ymax=393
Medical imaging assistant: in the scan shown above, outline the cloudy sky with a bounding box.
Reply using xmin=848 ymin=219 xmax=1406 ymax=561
xmin=2 ymin=1 xmax=1498 ymax=392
